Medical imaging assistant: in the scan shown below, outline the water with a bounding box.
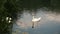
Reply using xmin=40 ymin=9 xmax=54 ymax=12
xmin=12 ymin=8 xmax=60 ymax=34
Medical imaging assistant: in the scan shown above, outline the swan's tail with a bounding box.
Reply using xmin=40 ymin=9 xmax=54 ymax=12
xmin=39 ymin=17 xmax=41 ymax=20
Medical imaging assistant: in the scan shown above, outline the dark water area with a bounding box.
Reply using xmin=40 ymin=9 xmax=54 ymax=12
xmin=12 ymin=8 xmax=60 ymax=34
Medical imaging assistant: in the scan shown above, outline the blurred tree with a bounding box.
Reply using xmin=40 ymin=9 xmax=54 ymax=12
xmin=0 ymin=0 xmax=18 ymax=34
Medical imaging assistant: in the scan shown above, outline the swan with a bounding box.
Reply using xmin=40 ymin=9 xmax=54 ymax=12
xmin=32 ymin=16 xmax=41 ymax=22
xmin=32 ymin=14 xmax=41 ymax=28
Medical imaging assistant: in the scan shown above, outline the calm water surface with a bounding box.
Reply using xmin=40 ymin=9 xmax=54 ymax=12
xmin=12 ymin=8 xmax=60 ymax=34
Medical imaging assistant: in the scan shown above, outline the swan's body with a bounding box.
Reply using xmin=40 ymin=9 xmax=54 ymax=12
xmin=32 ymin=16 xmax=41 ymax=22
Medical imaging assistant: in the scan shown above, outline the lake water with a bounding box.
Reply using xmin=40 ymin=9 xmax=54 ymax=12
xmin=12 ymin=8 xmax=60 ymax=34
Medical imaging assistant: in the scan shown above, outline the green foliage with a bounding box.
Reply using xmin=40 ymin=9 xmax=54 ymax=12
xmin=0 ymin=0 xmax=17 ymax=34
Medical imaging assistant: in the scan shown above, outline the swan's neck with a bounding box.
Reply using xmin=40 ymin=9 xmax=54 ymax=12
xmin=33 ymin=16 xmax=35 ymax=19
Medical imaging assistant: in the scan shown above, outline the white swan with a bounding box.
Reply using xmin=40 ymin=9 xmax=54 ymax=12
xmin=32 ymin=16 xmax=41 ymax=22
xmin=32 ymin=14 xmax=41 ymax=28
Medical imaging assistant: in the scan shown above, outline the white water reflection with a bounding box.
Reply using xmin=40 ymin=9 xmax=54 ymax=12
xmin=12 ymin=8 xmax=60 ymax=34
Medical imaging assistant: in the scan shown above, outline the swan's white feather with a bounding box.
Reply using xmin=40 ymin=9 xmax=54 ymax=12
xmin=32 ymin=17 xmax=41 ymax=22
